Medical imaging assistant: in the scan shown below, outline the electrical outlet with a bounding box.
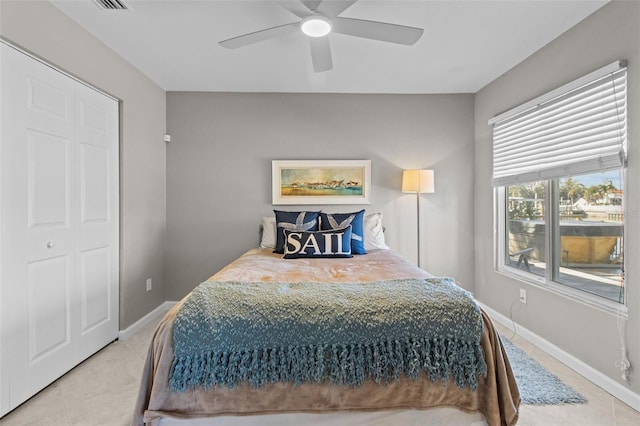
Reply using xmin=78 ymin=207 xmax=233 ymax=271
xmin=146 ymin=278 xmax=152 ymax=292
xmin=519 ymin=288 xmax=527 ymax=304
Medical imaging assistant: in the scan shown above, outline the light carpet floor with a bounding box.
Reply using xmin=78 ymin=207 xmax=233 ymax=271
xmin=1 ymin=312 xmax=639 ymax=426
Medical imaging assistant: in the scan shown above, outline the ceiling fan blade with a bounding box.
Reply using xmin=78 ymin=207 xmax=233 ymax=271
xmin=332 ymin=17 xmax=424 ymax=45
xmin=219 ymin=22 xmax=300 ymax=49
xmin=316 ymin=0 xmax=357 ymax=18
xmin=277 ymin=0 xmax=313 ymax=18
xmin=309 ymin=36 xmax=332 ymax=72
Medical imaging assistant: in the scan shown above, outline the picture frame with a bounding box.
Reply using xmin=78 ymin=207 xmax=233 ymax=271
xmin=272 ymin=160 xmax=371 ymax=205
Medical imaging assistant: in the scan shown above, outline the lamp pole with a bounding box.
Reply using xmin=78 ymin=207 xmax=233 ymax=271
xmin=416 ymin=188 xmax=422 ymax=267
xmin=402 ymin=169 xmax=434 ymax=269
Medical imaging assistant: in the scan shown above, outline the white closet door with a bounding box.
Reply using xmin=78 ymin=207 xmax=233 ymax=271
xmin=75 ymin=81 xmax=119 ymax=360
xmin=0 ymin=43 xmax=119 ymax=416
xmin=1 ymin=43 xmax=79 ymax=412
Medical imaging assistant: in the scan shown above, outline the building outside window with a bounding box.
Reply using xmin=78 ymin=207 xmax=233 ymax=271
xmin=491 ymin=62 xmax=627 ymax=307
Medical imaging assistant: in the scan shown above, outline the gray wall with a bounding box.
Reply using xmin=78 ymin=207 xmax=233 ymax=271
xmin=474 ymin=0 xmax=640 ymax=393
xmin=166 ymin=93 xmax=475 ymax=300
xmin=0 ymin=1 xmax=168 ymax=329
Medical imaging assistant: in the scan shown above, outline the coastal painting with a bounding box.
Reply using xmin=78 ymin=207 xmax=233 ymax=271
xmin=272 ymin=160 xmax=371 ymax=205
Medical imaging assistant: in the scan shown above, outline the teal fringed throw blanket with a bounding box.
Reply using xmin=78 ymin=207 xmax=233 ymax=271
xmin=170 ymin=278 xmax=487 ymax=391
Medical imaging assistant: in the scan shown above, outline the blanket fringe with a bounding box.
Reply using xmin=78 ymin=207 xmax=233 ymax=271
xmin=170 ymin=337 xmax=487 ymax=392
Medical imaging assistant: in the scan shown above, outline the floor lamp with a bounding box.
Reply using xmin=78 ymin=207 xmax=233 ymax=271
xmin=402 ymin=169 xmax=435 ymax=268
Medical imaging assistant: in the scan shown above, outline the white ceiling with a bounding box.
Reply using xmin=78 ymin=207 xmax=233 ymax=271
xmin=50 ymin=0 xmax=609 ymax=94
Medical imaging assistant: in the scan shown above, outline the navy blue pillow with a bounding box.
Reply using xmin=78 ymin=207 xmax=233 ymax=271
xmin=283 ymin=226 xmax=353 ymax=259
xmin=320 ymin=210 xmax=366 ymax=254
xmin=273 ymin=210 xmax=320 ymax=254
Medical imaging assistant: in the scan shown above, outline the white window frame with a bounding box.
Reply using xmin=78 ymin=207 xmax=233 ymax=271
xmin=492 ymin=61 xmax=627 ymax=315
xmin=495 ymin=179 xmax=626 ymax=315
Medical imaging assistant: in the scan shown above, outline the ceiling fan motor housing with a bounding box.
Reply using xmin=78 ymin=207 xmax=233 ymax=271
xmin=301 ymin=14 xmax=332 ymax=37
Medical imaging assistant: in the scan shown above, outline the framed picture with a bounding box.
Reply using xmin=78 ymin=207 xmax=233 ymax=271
xmin=272 ymin=160 xmax=371 ymax=205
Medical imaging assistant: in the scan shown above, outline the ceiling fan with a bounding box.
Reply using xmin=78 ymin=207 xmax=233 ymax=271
xmin=218 ymin=0 xmax=424 ymax=72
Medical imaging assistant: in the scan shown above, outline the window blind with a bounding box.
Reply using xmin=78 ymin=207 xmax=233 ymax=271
xmin=491 ymin=62 xmax=627 ymax=186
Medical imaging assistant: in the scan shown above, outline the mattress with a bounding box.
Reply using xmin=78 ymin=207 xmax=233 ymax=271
xmin=132 ymin=248 xmax=520 ymax=426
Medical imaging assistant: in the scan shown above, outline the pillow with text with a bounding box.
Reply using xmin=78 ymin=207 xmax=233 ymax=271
xmin=283 ymin=226 xmax=353 ymax=259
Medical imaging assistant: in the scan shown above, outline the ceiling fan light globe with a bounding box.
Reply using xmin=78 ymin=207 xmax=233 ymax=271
xmin=301 ymin=15 xmax=332 ymax=37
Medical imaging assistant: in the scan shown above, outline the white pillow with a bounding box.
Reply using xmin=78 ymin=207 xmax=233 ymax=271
xmin=259 ymin=216 xmax=277 ymax=249
xmin=364 ymin=213 xmax=389 ymax=250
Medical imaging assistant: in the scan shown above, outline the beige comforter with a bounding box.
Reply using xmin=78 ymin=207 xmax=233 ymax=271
xmin=133 ymin=249 xmax=520 ymax=426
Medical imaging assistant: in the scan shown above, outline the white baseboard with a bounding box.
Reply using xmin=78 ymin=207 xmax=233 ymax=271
xmin=118 ymin=301 xmax=177 ymax=341
xmin=480 ymin=303 xmax=640 ymax=412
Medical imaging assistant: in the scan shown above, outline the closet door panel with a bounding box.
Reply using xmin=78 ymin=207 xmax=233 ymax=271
xmin=79 ymin=247 xmax=110 ymax=332
xmin=1 ymin=43 xmax=78 ymax=414
xmin=27 ymin=130 xmax=70 ymax=228
xmin=80 ymin=144 xmax=109 ymax=223
xmin=24 ymin=254 xmax=75 ymax=401
xmin=74 ymin=82 xmax=119 ymax=359
xmin=25 ymin=130 xmax=73 ymax=263
xmin=27 ymin=255 xmax=71 ymax=361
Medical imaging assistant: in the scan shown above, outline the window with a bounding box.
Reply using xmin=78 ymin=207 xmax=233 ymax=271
xmin=491 ymin=61 xmax=627 ymax=306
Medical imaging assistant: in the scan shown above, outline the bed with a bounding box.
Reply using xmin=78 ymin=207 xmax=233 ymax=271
xmin=132 ymin=213 xmax=520 ymax=426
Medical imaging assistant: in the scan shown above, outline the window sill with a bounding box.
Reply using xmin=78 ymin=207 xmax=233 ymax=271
xmin=496 ymin=265 xmax=628 ymax=318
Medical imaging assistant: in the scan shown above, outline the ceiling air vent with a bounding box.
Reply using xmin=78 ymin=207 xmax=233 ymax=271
xmin=93 ymin=0 xmax=131 ymax=11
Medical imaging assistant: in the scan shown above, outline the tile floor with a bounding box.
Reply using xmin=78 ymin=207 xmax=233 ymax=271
xmin=1 ymin=313 xmax=639 ymax=426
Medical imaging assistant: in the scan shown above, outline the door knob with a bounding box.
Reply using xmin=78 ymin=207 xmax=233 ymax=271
xmin=46 ymin=241 xmax=55 ymax=248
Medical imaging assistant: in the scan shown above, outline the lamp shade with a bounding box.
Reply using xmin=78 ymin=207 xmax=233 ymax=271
xmin=402 ymin=169 xmax=435 ymax=193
